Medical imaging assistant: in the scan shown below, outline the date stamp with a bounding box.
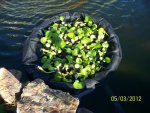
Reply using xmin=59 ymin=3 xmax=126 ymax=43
xmin=110 ymin=96 xmax=142 ymax=102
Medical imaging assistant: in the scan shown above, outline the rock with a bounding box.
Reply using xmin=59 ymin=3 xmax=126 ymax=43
xmin=17 ymin=79 xmax=79 ymax=113
xmin=0 ymin=67 xmax=22 ymax=110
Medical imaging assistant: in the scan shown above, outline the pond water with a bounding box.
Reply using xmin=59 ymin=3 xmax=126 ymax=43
xmin=0 ymin=0 xmax=150 ymax=113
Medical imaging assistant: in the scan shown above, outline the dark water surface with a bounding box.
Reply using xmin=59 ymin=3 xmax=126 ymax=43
xmin=0 ymin=0 xmax=150 ymax=113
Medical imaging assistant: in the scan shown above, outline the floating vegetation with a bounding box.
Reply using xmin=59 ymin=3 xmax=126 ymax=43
xmin=39 ymin=15 xmax=111 ymax=89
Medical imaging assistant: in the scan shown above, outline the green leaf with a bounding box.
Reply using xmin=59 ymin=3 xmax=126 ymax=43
xmin=98 ymin=28 xmax=106 ymax=35
xmin=69 ymin=70 xmax=75 ymax=75
xmin=91 ymin=50 xmax=97 ymax=57
xmin=47 ymin=39 xmax=52 ymax=44
xmin=48 ymin=64 xmax=55 ymax=71
xmin=91 ymin=69 xmax=95 ymax=75
xmin=73 ymin=80 xmax=85 ymax=89
xmin=96 ymin=39 xmax=100 ymax=43
xmin=98 ymin=28 xmax=108 ymax=39
xmin=72 ymin=48 xmax=79 ymax=56
xmin=89 ymin=43 xmax=96 ymax=48
xmin=51 ymin=45 xmax=57 ymax=51
xmin=60 ymin=40 xmax=66 ymax=48
xmin=45 ymin=31 xmax=51 ymax=38
xmin=42 ymin=61 xmax=50 ymax=69
xmin=57 ymin=30 xmax=61 ymax=34
xmin=78 ymin=34 xmax=84 ymax=39
xmin=55 ymin=39 xmax=65 ymax=49
xmin=54 ymin=72 xmax=62 ymax=82
xmin=63 ymin=64 xmax=69 ymax=70
xmin=54 ymin=61 xmax=62 ymax=68
xmin=60 ymin=26 xmax=66 ymax=32
xmin=40 ymin=37 xmax=47 ymax=44
xmin=52 ymin=23 xmax=58 ymax=30
xmin=82 ymin=59 xmax=89 ymax=66
xmin=50 ymin=51 xmax=57 ymax=56
xmin=67 ymin=24 xmax=71 ymax=28
xmin=74 ymin=36 xmax=78 ymax=41
xmin=77 ymin=28 xmax=83 ymax=34
xmin=80 ymin=22 xmax=86 ymax=27
xmin=102 ymin=47 xmax=107 ymax=52
xmin=85 ymin=65 xmax=91 ymax=71
xmin=92 ymin=24 xmax=97 ymax=30
xmin=102 ymin=41 xmax=109 ymax=48
xmin=84 ymin=15 xmax=91 ymax=23
xmin=89 ymin=43 xmax=101 ymax=49
xmin=75 ymin=43 xmax=83 ymax=49
xmin=96 ymin=67 xmax=101 ymax=71
xmin=91 ymin=64 xmax=95 ymax=69
xmin=81 ymin=37 xmax=91 ymax=44
xmin=95 ymin=43 xmax=101 ymax=49
xmin=59 ymin=16 xmax=64 ymax=21
xmin=85 ymin=28 xmax=92 ymax=36
xmin=88 ymin=21 xmax=93 ymax=26
xmin=81 ymin=50 xmax=86 ymax=59
xmin=68 ymin=27 xmax=76 ymax=32
xmin=49 ymin=54 xmax=53 ymax=59
xmin=52 ymin=33 xmax=59 ymax=39
xmin=63 ymin=77 xmax=71 ymax=83
xmin=104 ymin=57 xmax=111 ymax=63
xmin=66 ymin=48 xmax=72 ymax=54
xmin=80 ymin=68 xmax=88 ymax=76
xmin=41 ymin=56 xmax=47 ymax=63
xmin=66 ymin=55 xmax=73 ymax=63
xmin=59 ymin=33 xmax=64 ymax=39
xmin=67 ymin=32 xmax=75 ymax=38
xmin=99 ymin=51 xmax=104 ymax=56
xmin=41 ymin=48 xmax=51 ymax=54
xmin=74 ymin=21 xmax=78 ymax=27
xmin=76 ymin=58 xmax=82 ymax=64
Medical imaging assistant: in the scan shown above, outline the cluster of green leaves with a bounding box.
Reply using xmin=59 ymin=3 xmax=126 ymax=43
xmin=40 ymin=15 xmax=111 ymax=89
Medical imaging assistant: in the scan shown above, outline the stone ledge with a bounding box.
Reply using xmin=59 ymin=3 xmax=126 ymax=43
xmin=0 ymin=67 xmax=79 ymax=113
xmin=17 ymin=79 xmax=79 ymax=113
xmin=0 ymin=67 xmax=22 ymax=110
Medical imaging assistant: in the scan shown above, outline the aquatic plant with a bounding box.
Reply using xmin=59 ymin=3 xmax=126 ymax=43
xmin=39 ymin=15 xmax=111 ymax=89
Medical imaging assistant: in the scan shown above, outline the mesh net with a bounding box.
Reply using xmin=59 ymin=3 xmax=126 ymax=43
xmin=22 ymin=12 xmax=122 ymax=95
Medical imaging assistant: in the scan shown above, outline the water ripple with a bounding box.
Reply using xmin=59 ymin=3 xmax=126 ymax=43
xmin=0 ymin=0 xmax=136 ymax=61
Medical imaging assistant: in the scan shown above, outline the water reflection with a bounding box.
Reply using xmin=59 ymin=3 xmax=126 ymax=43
xmin=67 ymin=0 xmax=87 ymax=10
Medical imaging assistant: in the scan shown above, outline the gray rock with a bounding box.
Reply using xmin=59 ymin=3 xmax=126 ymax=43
xmin=0 ymin=67 xmax=22 ymax=110
xmin=17 ymin=79 xmax=79 ymax=113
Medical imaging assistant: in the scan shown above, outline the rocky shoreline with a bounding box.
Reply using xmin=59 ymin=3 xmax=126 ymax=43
xmin=0 ymin=68 xmax=79 ymax=113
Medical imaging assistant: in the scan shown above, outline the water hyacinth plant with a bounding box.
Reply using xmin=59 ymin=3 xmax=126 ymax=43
xmin=39 ymin=15 xmax=111 ymax=89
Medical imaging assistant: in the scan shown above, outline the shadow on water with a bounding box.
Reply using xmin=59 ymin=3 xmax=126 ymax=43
xmin=0 ymin=0 xmax=150 ymax=113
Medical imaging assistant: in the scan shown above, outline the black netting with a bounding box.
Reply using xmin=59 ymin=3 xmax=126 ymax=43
xmin=22 ymin=12 xmax=122 ymax=95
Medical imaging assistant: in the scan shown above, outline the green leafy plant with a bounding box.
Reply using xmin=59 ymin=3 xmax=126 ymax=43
xmin=39 ymin=15 xmax=111 ymax=89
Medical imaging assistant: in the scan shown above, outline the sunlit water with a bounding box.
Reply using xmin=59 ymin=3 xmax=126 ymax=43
xmin=0 ymin=0 xmax=150 ymax=113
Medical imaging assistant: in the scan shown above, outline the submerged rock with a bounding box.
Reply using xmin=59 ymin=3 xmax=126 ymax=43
xmin=17 ymin=79 xmax=79 ymax=113
xmin=0 ymin=67 xmax=22 ymax=110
